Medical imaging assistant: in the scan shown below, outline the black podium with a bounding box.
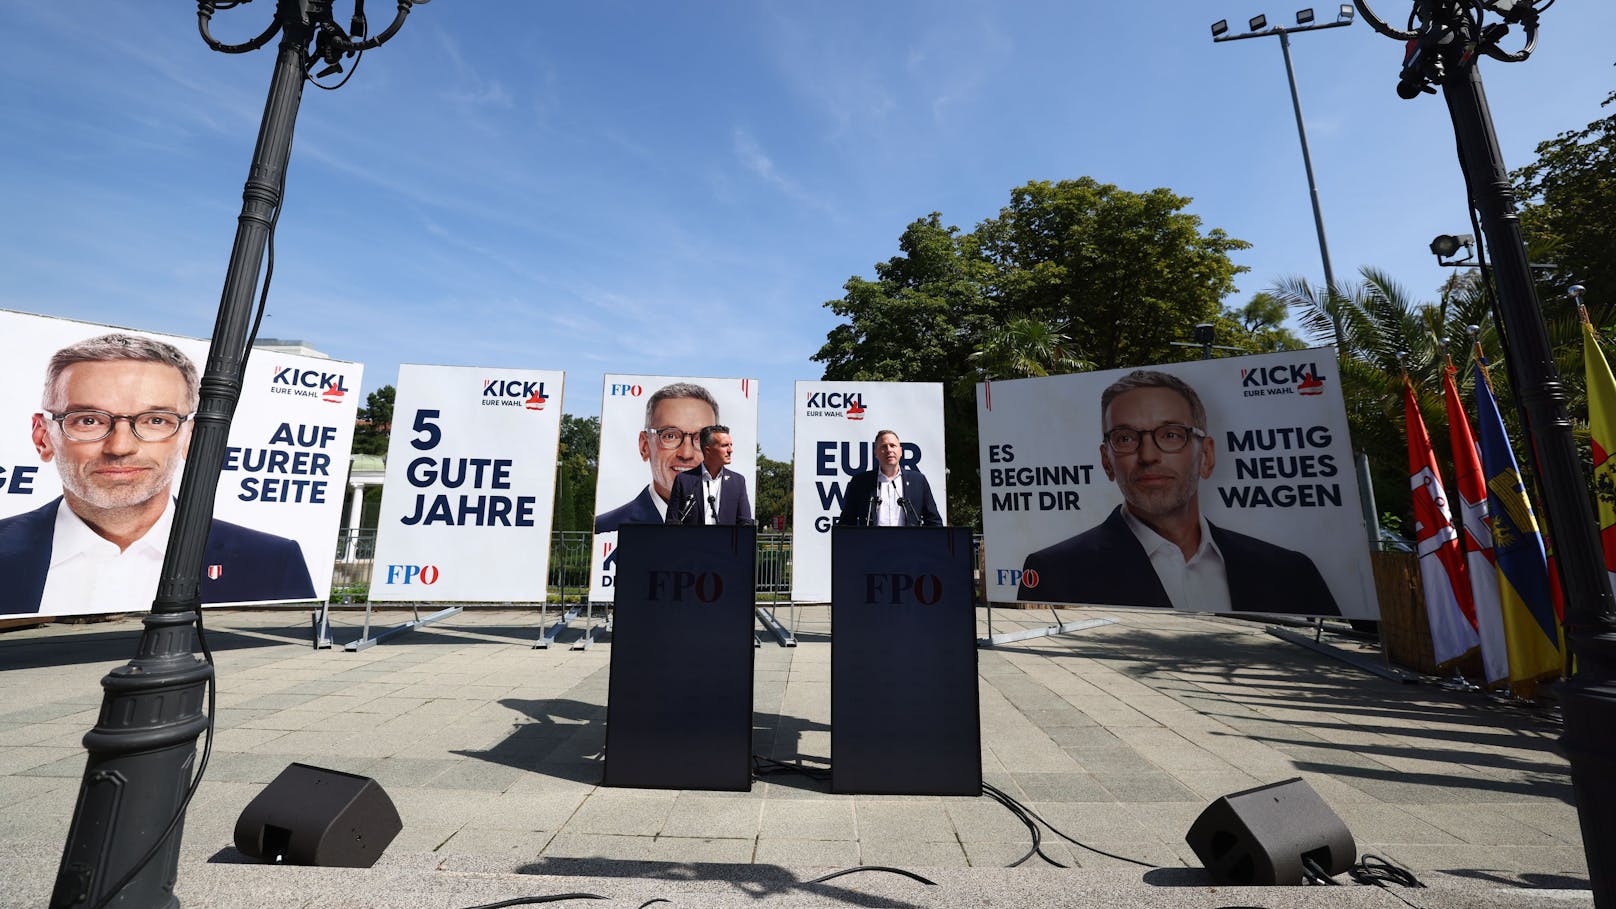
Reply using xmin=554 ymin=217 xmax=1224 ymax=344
xmin=831 ymin=525 xmax=980 ymax=795
xmin=603 ymin=523 xmax=756 ymax=791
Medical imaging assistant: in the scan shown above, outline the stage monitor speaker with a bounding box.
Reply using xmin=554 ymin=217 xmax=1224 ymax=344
xmin=234 ymin=763 xmax=401 ymax=868
xmin=1185 ymin=777 xmax=1354 ymax=885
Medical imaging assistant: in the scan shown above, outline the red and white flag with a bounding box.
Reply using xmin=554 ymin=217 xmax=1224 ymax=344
xmin=1404 ymin=380 xmax=1481 ymax=665
xmin=1442 ymin=364 xmax=1508 ymax=685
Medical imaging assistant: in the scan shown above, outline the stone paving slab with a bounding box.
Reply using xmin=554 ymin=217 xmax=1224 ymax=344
xmin=0 ymin=605 xmax=1595 ymax=907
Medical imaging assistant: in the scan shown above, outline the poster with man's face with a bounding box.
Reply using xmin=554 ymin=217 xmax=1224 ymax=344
xmin=0 ymin=309 xmax=359 ymax=618
xmin=976 ymin=348 xmax=1378 ymax=621
xmin=589 ymin=374 xmax=758 ymax=601
xmin=790 ymin=381 xmax=947 ymax=602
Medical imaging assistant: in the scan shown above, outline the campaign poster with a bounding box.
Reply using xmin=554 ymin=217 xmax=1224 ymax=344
xmin=367 ymin=365 xmax=563 ymax=602
xmin=589 ymin=375 xmax=759 ymax=601
xmin=0 ymin=309 xmax=361 ymax=618
xmin=790 ymin=381 xmax=947 ymax=602
xmin=977 ymin=349 xmax=1378 ymax=621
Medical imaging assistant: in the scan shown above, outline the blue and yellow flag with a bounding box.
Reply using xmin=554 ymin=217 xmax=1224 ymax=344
xmin=1472 ymin=362 xmax=1563 ymax=696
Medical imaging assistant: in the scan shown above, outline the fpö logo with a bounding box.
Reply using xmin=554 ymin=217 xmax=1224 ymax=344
xmin=804 ymin=390 xmax=867 ymax=420
xmin=1240 ymin=362 xmax=1328 ymax=398
xmin=271 ymin=366 xmax=350 ymax=403
xmin=995 ymin=568 xmax=1038 ymax=589
xmin=384 ymin=564 xmax=440 ymax=586
xmin=609 ymin=382 xmax=644 ymax=397
xmin=864 ymin=572 xmax=943 ymax=605
xmin=483 ymin=378 xmax=549 ymax=411
xmin=646 ymin=570 xmax=724 ymax=602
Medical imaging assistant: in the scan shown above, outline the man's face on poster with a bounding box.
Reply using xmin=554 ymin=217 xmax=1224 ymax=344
xmin=1099 ymin=386 xmax=1215 ymax=522
xmin=639 ymin=394 xmax=717 ymax=502
xmin=32 ymin=361 xmax=193 ymax=516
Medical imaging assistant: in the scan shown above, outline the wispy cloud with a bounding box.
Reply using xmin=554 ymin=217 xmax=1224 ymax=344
xmin=732 ymin=128 xmax=836 ymax=216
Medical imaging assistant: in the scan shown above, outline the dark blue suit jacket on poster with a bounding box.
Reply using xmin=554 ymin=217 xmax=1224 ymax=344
xmin=0 ymin=497 xmax=316 ymax=616
xmin=594 ymin=486 xmax=664 ymax=534
xmin=665 ymin=467 xmax=754 ymax=526
xmin=1016 ymin=504 xmax=1339 ymax=616
xmin=837 ymin=467 xmax=944 ymax=527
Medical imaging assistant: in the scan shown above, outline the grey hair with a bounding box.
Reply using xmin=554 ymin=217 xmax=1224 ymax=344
xmin=644 ymin=381 xmax=719 ymax=427
xmin=1099 ymin=369 xmax=1206 ymax=431
xmin=873 ymin=429 xmax=900 ymax=447
xmin=43 ymin=333 xmax=200 ymax=412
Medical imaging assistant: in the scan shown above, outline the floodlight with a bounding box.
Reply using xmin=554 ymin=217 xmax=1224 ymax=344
xmin=1429 ymin=233 xmax=1474 ymax=258
xmin=1212 ymin=19 xmax=1229 ymax=37
xmin=1339 ymin=3 xmax=1354 ymax=21
xmin=1297 ymin=8 xmax=1315 ymax=24
xmin=1249 ymin=13 xmax=1268 ymax=30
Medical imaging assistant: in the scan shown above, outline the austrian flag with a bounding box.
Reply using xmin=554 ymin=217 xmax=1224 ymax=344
xmin=1403 ymin=380 xmax=1481 ymax=665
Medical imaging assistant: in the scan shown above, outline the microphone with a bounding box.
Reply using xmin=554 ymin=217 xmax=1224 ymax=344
xmin=677 ymin=490 xmax=697 ymax=523
xmin=898 ymin=496 xmax=920 ymax=526
xmin=867 ymin=490 xmax=880 ymax=526
xmin=707 ymin=494 xmax=718 ymax=523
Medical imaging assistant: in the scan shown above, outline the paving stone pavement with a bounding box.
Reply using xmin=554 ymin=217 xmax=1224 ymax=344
xmin=0 ymin=605 xmax=1594 ymax=908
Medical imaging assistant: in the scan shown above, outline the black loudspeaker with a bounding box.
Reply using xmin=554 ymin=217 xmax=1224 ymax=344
xmin=1185 ymin=777 xmax=1355 ymax=885
xmin=234 ymin=763 xmax=402 ymax=867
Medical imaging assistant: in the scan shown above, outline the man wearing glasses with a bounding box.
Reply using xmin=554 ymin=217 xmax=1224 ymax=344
xmin=0 ymin=333 xmax=314 ymax=616
xmin=664 ymin=425 xmax=754 ymax=526
xmin=594 ymin=382 xmax=720 ymax=533
xmin=1017 ymin=369 xmax=1337 ymax=615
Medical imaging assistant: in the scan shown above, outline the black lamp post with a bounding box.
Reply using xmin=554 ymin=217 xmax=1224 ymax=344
xmin=1355 ymin=1 xmax=1616 ymax=905
xmin=50 ymin=3 xmax=423 ymax=907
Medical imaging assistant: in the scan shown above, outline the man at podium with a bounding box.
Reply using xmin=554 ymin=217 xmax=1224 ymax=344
xmin=838 ymin=429 xmax=942 ymax=527
xmin=665 ymin=424 xmax=754 ymax=526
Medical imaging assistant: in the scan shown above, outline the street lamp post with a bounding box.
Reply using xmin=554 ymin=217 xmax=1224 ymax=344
xmin=1358 ymin=1 xmax=1616 ymax=905
xmin=1212 ymin=6 xmax=1353 ymax=346
xmin=50 ymin=3 xmax=424 ymax=907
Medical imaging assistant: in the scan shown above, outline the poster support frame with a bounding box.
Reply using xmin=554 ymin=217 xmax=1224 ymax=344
xmin=343 ymin=602 xmax=464 ymax=652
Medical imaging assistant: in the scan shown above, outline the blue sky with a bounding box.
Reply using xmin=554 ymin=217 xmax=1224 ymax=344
xmin=2 ymin=2 xmax=1611 ymax=458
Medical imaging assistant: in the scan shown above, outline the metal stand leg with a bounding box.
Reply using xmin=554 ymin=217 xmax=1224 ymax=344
xmin=345 ymin=601 xmax=464 ymax=651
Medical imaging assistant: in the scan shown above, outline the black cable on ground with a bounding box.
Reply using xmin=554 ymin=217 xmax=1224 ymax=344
xmin=457 ymin=896 xmax=608 ymax=908
xmin=981 ymin=783 xmax=1063 ymax=868
xmin=803 ymin=866 xmax=938 ymax=886
xmin=982 ymin=782 xmax=1157 ymax=869
xmin=1349 ymin=854 xmax=1425 ymax=889
xmin=750 ymin=754 xmax=831 ymax=781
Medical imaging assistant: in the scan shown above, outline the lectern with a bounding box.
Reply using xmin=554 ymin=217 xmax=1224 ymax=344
xmin=603 ymin=523 xmax=756 ymax=791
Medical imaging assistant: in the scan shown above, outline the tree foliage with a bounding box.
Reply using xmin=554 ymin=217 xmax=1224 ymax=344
xmin=352 ymin=385 xmax=395 ymax=457
xmin=1272 ymin=265 xmax=1616 ymax=530
xmin=813 ymin=179 xmax=1249 ymax=527
xmin=755 ymin=449 xmax=792 ymax=531
xmin=1512 ymin=90 xmax=1616 ymax=302
xmin=552 ymin=414 xmax=599 ymax=532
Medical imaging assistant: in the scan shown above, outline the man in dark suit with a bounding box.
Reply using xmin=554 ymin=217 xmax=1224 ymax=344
xmin=0 ymin=498 xmax=315 ymax=614
xmin=838 ymin=429 xmax=943 ymax=527
xmin=596 ymin=382 xmax=719 ymax=532
xmin=1017 ymin=369 xmax=1337 ymax=616
xmin=0 ymin=332 xmax=315 ymax=617
xmin=665 ymin=425 xmax=754 ymax=526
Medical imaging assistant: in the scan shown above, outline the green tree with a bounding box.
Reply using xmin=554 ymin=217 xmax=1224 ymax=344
xmin=553 ymin=414 xmax=599 ymax=532
xmin=813 ymin=180 xmax=1249 ymax=528
xmin=352 ymin=385 xmax=395 ymax=457
xmin=755 ymin=449 xmax=792 ymax=531
xmin=1512 ymin=89 xmax=1616 ymax=301
xmin=1211 ymin=292 xmax=1307 ymax=355
xmin=1275 ymin=268 xmax=1513 ymax=526
xmin=813 ymin=213 xmax=994 ymax=526
xmin=970 ymin=317 xmax=1090 ymax=379
xmin=973 ymin=178 xmax=1250 ymax=370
